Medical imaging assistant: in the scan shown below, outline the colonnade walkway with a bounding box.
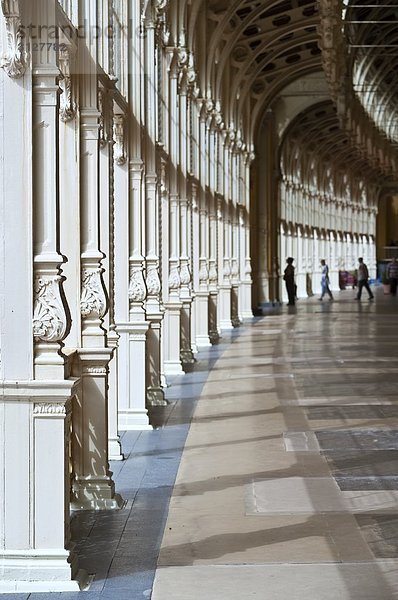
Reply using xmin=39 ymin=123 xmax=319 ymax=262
xmin=153 ymin=287 xmax=398 ymax=600
xmin=10 ymin=286 xmax=398 ymax=600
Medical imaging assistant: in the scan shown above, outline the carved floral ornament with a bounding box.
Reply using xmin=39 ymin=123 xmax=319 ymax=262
xmin=177 ymin=44 xmax=188 ymax=71
xmin=33 ymin=274 xmax=68 ymax=343
xmin=155 ymin=0 xmax=168 ymax=18
xmin=113 ymin=114 xmax=127 ymax=166
xmin=318 ymin=0 xmax=347 ymax=104
xmin=223 ymin=258 xmax=232 ymax=279
xmin=199 ymin=259 xmax=208 ymax=283
xmin=146 ymin=266 xmax=161 ymax=295
xmin=168 ymin=265 xmax=180 ymax=290
xmin=59 ymin=45 xmax=77 ymax=123
xmin=190 ymin=180 xmax=198 ymax=209
xmin=129 ymin=265 xmax=147 ymax=303
xmin=98 ymin=88 xmax=108 ymax=149
xmin=231 ymin=259 xmax=239 ymax=279
xmin=33 ymin=400 xmax=72 ymax=416
xmin=205 ymin=98 xmax=214 ymax=115
xmin=214 ymin=106 xmax=224 ymax=130
xmin=244 ymin=258 xmax=252 ymax=278
xmin=82 ymin=366 xmax=107 ymax=375
xmin=80 ymin=267 xmax=108 ymax=318
xmin=0 ymin=0 xmax=26 ymax=78
xmin=179 ymin=263 xmax=191 ymax=286
xmin=154 ymin=0 xmax=170 ymax=46
xmin=208 ymin=262 xmax=218 ymax=283
xmin=217 ymin=198 xmax=223 ymax=220
xmin=186 ymin=54 xmax=196 ymax=88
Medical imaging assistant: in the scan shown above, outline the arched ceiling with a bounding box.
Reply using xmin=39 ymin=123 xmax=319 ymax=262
xmin=280 ymin=100 xmax=383 ymax=196
xmin=188 ymin=0 xmax=322 ymax=140
xmin=182 ymin=0 xmax=398 ymax=188
xmin=345 ymin=1 xmax=398 ymax=144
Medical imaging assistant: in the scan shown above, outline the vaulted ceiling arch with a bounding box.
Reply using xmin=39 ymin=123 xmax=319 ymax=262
xmin=279 ymin=101 xmax=383 ymax=196
xmin=228 ymin=26 xmax=319 ymax=107
xmin=184 ymin=0 xmax=321 ymax=143
xmin=182 ymin=0 xmax=398 ymax=195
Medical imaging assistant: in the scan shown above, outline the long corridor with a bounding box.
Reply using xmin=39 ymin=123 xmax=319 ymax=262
xmin=11 ymin=288 xmax=398 ymax=600
xmin=153 ymin=289 xmax=398 ymax=599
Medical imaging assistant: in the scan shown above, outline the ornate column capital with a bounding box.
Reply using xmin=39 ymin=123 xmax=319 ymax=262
xmin=0 ymin=0 xmax=26 ymax=78
xmin=59 ymin=44 xmax=77 ymax=123
xmin=130 ymin=157 xmax=144 ymax=175
xmin=129 ymin=264 xmax=147 ymax=304
xmin=146 ymin=266 xmax=161 ymax=296
xmin=217 ymin=197 xmax=224 ymax=221
xmin=166 ymin=46 xmax=179 ymax=78
xmin=33 ymin=272 xmax=69 ymax=343
xmin=113 ymin=114 xmax=127 ymax=166
xmin=80 ymin=266 xmax=108 ymax=319
xmin=98 ymin=87 xmax=110 ymax=149
xmin=168 ymin=265 xmax=181 ymax=291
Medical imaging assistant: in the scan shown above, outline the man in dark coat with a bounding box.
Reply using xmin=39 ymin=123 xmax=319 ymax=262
xmin=284 ymin=257 xmax=296 ymax=306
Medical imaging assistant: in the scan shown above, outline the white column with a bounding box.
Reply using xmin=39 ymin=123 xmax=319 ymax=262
xmin=117 ymin=160 xmax=151 ymax=429
xmin=231 ymin=162 xmax=241 ymax=326
xmin=163 ymin=49 xmax=184 ymax=375
xmin=59 ymin=44 xmax=80 ymax=349
xmin=208 ymin=121 xmax=220 ymax=342
xmin=178 ymin=70 xmax=195 ymax=364
xmin=239 ymin=152 xmax=253 ymax=318
xmin=208 ymin=192 xmax=220 ymax=342
xmin=218 ymin=131 xmax=233 ymax=329
xmin=195 ymin=100 xmax=212 ymax=346
xmin=190 ymin=179 xmax=201 ymax=353
xmin=229 ymin=147 xmax=239 ymax=324
xmin=98 ymin=88 xmax=124 ymax=461
xmin=0 ymin=382 xmax=86 ymax=593
xmin=113 ymin=112 xmax=130 ymax=449
xmin=73 ymin=0 xmax=120 ymax=508
xmin=116 ymin=0 xmax=151 ymax=429
xmin=144 ymin=13 xmax=166 ymax=406
xmin=0 ymin=2 xmax=83 ymax=590
xmin=32 ymin=27 xmax=69 ymax=379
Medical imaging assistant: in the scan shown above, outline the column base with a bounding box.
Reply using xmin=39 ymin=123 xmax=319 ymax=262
xmin=118 ymin=408 xmax=152 ymax=430
xmin=194 ymin=292 xmax=211 ymax=348
xmin=108 ymin=437 xmax=124 ymax=461
xmin=180 ymin=348 xmax=195 ymax=364
xmin=163 ymin=300 xmax=184 ymax=376
xmin=116 ymin=319 xmax=151 ymax=431
xmin=219 ymin=320 xmax=234 ymax=330
xmin=209 ymin=329 xmax=220 ymax=343
xmin=195 ymin=334 xmax=212 ymax=348
xmin=219 ymin=285 xmax=233 ymax=330
xmin=71 ymin=477 xmax=125 ymax=510
xmin=147 ymin=386 xmax=168 ymax=406
xmin=0 ymin=550 xmax=89 ymax=593
xmin=240 ymin=310 xmax=253 ymax=319
xmin=163 ymin=360 xmax=185 ymax=376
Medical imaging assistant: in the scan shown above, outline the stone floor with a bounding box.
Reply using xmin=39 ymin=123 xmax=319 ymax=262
xmin=8 ymin=286 xmax=398 ymax=599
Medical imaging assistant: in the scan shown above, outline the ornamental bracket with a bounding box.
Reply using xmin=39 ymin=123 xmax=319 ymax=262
xmin=0 ymin=0 xmax=26 ymax=79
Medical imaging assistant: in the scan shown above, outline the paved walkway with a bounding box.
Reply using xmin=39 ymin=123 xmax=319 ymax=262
xmin=8 ymin=287 xmax=398 ymax=599
xmin=153 ymin=288 xmax=398 ymax=600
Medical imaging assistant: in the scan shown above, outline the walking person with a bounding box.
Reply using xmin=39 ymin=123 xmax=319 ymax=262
xmin=355 ymin=257 xmax=374 ymax=301
xmin=318 ymin=259 xmax=334 ymax=301
xmin=387 ymin=257 xmax=398 ymax=296
xmin=283 ymin=257 xmax=296 ymax=306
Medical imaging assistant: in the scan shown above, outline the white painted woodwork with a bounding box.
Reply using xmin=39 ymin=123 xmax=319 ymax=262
xmin=0 ymin=1 xmax=378 ymax=593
